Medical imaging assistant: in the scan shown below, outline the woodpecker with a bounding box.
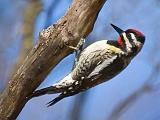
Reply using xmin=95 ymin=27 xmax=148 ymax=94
xmin=28 ymin=24 xmax=145 ymax=106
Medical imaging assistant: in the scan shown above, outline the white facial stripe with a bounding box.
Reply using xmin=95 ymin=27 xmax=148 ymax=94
xmin=130 ymin=33 xmax=136 ymax=40
xmin=130 ymin=33 xmax=141 ymax=46
xmin=130 ymin=33 xmax=138 ymax=44
xmin=122 ymin=33 xmax=132 ymax=51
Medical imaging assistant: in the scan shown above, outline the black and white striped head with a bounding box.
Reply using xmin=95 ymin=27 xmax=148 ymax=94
xmin=111 ymin=24 xmax=145 ymax=56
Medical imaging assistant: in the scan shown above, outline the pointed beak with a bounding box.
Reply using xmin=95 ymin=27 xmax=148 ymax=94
xmin=111 ymin=24 xmax=124 ymax=35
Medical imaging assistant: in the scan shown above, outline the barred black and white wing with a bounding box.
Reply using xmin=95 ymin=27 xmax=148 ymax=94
xmin=71 ymin=40 xmax=124 ymax=82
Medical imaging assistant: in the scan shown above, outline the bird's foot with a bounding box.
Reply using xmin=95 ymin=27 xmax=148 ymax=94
xmin=65 ymin=38 xmax=86 ymax=70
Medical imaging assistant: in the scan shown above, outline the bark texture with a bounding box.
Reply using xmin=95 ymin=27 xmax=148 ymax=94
xmin=0 ymin=0 xmax=106 ymax=119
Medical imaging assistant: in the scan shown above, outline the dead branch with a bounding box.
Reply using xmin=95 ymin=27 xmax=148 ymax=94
xmin=0 ymin=0 xmax=106 ymax=119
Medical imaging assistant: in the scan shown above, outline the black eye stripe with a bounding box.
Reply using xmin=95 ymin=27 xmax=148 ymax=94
xmin=126 ymin=32 xmax=145 ymax=43
xmin=126 ymin=33 xmax=132 ymax=40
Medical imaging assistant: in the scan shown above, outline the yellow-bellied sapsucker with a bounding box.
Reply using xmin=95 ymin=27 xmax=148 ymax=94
xmin=28 ymin=24 xmax=145 ymax=106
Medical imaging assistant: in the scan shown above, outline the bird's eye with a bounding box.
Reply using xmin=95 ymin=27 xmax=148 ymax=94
xmin=127 ymin=33 xmax=136 ymax=40
xmin=128 ymin=32 xmax=145 ymax=44
xmin=126 ymin=33 xmax=132 ymax=40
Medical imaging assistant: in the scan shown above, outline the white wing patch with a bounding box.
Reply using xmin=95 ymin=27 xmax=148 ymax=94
xmin=80 ymin=40 xmax=108 ymax=56
xmin=87 ymin=55 xmax=117 ymax=78
xmin=80 ymin=40 xmax=124 ymax=57
xmin=54 ymin=74 xmax=74 ymax=88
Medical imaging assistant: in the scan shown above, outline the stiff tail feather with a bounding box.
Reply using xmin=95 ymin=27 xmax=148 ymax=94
xmin=47 ymin=90 xmax=79 ymax=107
xmin=27 ymin=85 xmax=62 ymax=100
xmin=46 ymin=93 xmax=66 ymax=107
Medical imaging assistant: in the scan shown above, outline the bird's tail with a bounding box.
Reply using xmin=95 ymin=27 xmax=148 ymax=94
xmin=46 ymin=93 xmax=67 ymax=107
xmin=27 ymin=85 xmax=63 ymax=100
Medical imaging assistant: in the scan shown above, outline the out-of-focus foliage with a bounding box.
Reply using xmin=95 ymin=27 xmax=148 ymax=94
xmin=0 ymin=0 xmax=160 ymax=120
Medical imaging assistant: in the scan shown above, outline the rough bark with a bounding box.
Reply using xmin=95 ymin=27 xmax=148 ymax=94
xmin=0 ymin=0 xmax=106 ymax=119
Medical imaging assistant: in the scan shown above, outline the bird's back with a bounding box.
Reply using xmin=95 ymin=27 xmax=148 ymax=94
xmin=70 ymin=40 xmax=129 ymax=90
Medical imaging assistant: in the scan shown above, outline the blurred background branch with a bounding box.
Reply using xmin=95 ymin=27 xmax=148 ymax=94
xmin=69 ymin=92 xmax=89 ymax=120
xmin=108 ymin=64 xmax=160 ymax=120
xmin=9 ymin=0 xmax=42 ymax=78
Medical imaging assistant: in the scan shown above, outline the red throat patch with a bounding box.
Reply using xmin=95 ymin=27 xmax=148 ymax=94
xmin=117 ymin=36 xmax=123 ymax=46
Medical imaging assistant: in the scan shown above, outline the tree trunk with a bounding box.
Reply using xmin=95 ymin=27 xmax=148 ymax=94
xmin=0 ymin=0 xmax=106 ymax=119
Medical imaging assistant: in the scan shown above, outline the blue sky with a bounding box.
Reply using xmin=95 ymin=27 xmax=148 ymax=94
xmin=0 ymin=0 xmax=160 ymax=120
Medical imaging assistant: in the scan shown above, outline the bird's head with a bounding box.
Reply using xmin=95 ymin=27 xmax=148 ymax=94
xmin=111 ymin=24 xmax=145 ymax=56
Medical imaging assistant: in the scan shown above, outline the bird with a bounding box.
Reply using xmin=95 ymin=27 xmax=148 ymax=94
xmin=28 ymin=24 xmax=145 ymax=107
